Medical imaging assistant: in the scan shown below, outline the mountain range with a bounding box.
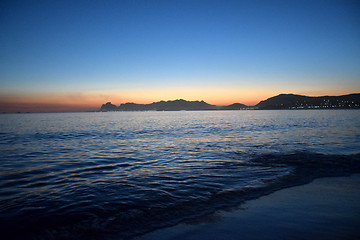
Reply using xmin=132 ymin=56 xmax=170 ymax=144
xmin=255 ymin=93 xmax=360 ymax=109
xmin=100 ymin=93 xmax=360 ymax=111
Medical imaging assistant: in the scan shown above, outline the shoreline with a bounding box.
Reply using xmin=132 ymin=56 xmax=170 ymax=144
xmin=136 ymin=174 xmax=360 ymax=240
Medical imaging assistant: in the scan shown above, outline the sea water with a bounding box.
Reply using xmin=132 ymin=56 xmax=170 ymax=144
xmin=0 ymin=110 xmax=359 ymax=239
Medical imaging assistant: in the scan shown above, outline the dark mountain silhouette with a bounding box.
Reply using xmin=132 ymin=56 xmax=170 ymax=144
xmin=100 ymin=99 xmax=219 ymax=112
xmin=100 ymin=93 xmax=360 ymax=111
xmin=146 ymin=99 xmax=215 ymax=111
xmin=100 ymin=102 xmax=118 ymax=111
xmin=256 ymin=93 xmax=360 ymax=109
xmin=118 ymin=102 xmax=149 ymax=111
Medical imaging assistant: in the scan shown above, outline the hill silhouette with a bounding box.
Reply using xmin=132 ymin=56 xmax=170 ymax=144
xmin=100 ymin=99 xmax=248 ymax=111
xmin=100 ymin=93 xmax=360 ymax=111
xmin=256 ymin=93 xmax=360 ymax=109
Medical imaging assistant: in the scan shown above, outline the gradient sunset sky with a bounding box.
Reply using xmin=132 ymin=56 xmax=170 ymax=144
xmin=1 ymin=0 xmax=360 ymax=112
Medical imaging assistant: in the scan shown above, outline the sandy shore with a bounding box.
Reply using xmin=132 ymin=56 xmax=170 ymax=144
xmin=137 ymin=174 xmax=360 ymax=240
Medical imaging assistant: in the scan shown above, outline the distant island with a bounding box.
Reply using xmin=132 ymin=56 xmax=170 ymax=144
xmin=100 ymin=99 xmax=248 ymax=111
xmin=100 ymin=93 xmax=360 ymax=111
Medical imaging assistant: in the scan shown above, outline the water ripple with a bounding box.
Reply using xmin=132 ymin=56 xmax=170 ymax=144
xmin=0 ymin=110 xmax=359 ymax=239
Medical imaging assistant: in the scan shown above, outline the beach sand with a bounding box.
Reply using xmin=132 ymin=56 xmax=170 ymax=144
xmin=137 ymin=174 xmax=360 ymax=240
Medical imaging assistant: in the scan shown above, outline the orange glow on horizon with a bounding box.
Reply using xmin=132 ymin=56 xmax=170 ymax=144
xmin=106 ymin=87 xmax=279 ymax=106
xmin=0 ymin=88 xmax=359 ymax=112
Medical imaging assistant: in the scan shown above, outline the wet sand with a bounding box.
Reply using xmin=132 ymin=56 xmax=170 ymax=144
xmin=137 ymin=174 xmax=360 ymax=240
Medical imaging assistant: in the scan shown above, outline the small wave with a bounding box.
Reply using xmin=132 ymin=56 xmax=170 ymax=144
xmin=252 ymin=152 xmax=360 ymax=178
xmin=2 ymin=151 xmax=358 ymax=240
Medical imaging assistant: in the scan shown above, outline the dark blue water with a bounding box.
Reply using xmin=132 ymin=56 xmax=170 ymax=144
xmin=0 ymin=110 xmax=359 ymax=239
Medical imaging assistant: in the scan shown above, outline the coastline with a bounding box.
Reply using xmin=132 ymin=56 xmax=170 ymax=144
xmin=136 ymin=174 xmax=360 ymax=240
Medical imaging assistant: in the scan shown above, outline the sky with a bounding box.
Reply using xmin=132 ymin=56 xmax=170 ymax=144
xmin=1 ymin=0 xmax=360 ymax=112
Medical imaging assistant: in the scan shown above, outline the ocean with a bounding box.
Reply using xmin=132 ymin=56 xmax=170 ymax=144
xmin=0 ymin=110 xmax=359 ymax=239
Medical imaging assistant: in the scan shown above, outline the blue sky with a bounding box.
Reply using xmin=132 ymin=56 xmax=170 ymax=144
xmin=0 ymin=0 xmax=359 ymax=110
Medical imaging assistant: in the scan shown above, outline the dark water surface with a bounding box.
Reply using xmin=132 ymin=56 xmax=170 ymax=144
xmin=0 ymin=110 xmax=359 ymax=239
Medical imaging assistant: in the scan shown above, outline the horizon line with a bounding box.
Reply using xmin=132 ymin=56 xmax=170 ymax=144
xmin=105 ymin=92 xmax=360 ymax=106
xmin=1 ymin=92 xmax=359 ymax=113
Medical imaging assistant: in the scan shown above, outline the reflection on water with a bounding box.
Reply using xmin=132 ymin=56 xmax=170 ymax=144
xmin=0 ymin=110 xmax=359 ymax=239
